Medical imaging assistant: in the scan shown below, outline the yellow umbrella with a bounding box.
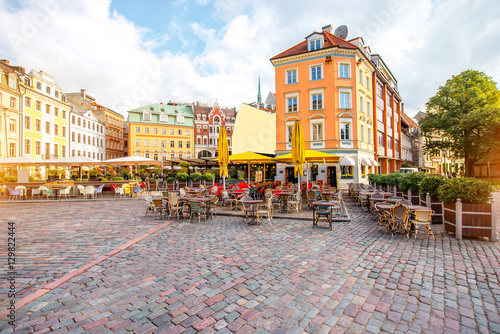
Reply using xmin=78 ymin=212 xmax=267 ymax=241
xmin=292 ymin=120 xmax=305 ymax=177
xmin=218 ymin=127 xmax=229 ymax=188
xmin=228 ymin=151 xmax=276 ymax=183
xmin=278 ymin=150 xmax=339 ymax=162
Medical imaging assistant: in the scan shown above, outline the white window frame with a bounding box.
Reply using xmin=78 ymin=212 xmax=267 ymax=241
xmin=136 ymin=139 xmax=140 ymax=147
xmin=176 ymin=114 xmax=184 ymax=123
xmin=360 ymin=124 xmax=365 ymax=143
xmin=310 ymin=119 xmax=324 ymax=141
xmin=310 ymin=89 xmax=324 ymax=111
xmin=286 ymin=68 xmax=298 ymax=85
xmin=339 ymin=62 xmax=351 ymax=79
xmin=143 ymin=111 xmax=151 ymax=121
xmin=144 ymin=139 xmax=150 ymax=147
xmin=285 ymin=93 xmax=299 ymax=113
xmin=308 ymin=37 xmax=323 ymax=51
xmin=309 ymin=64 xmax=323 ymax=81
xmin=359 ymin=69 xmax=363 ymax=84
xmin=159 ymin=112 xmax=168 ymax=122
xmin=340 ymin=121 xmax=351 ymax=140
xmin=359 ymin=94 xmax=364 ymax=113
xmin=339 ymin=89 xmax=352 ymax=109
xmin=285 ymin=121 xmax=295 ymax=143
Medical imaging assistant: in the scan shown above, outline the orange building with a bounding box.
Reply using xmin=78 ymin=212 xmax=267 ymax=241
xmin=271 ymin=25 xmax=402 ymax=185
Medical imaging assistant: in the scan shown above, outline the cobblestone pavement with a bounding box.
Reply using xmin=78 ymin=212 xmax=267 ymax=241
xmin=1 ymin=195 xmax=500 ymax=333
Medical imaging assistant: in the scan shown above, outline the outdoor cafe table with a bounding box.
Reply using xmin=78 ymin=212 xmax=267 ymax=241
xmin=276 ymin=191 xmax=293 ymax=213
xmin=179 ymin=196 xmax=212 ymax=219
xmin=311 ymin=201 xmax=340 ymax=230
xmin=186 ymin=189 xmax=203 ymax=197
xmin=369 ymin=197 xmax=399 ymax=212
xmin=240 ymin=199 xmax=263 ymax=225
xmin=320 ymin=190 xmax=337 ymax=201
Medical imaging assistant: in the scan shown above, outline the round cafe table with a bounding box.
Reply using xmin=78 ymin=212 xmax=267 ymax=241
xmin=240 ymin=199 xmax=263 ymax=225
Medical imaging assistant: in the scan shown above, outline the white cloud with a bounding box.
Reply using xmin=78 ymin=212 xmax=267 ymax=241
xmin=0 ymin=0 xmax=498 ymax=118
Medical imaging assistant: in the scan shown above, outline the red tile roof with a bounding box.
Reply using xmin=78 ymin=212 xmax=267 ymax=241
xmin=402 ymin=112 xmax=418 ymax=128
xmin=270 ymin=30 xmax=358 ymax=60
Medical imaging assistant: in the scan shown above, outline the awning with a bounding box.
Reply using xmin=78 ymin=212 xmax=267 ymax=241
xmin=360 ymin=158 xmax=371 ymax=166
xmin=339 ymin=157 xmax=355 ymax=166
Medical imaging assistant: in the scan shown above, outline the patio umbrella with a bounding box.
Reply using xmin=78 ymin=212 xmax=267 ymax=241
xmin=103 ymin=156 xmax=162 ymax=181
xmin=218 ymin=127 xmax=229 ymax=189
xmin=0 ymin=156 xmax=45 ymax=167
xmin=292 ymin=120 xmax=306 ymax=187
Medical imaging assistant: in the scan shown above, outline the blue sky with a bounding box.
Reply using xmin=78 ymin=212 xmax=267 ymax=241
xmin=0 ymin=0 xmax=499 ymax=116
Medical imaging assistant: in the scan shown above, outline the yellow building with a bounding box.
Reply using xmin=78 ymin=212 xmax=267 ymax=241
xmin=127 ymin=103 xmax=194 ymax=161
xmin=22 ymin=70 xmax=70 ymax=159
xmin=0 ymin=59 xmax=24 ymax=158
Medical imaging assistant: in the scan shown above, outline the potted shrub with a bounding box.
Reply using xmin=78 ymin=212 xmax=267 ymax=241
xmin=386 ymin=173 xmax=404 ymax=195
xmin=397 ymin=172 xmax=426 ymax=204
xmin=419 ymin=174 xmax=447 ymax=223
xmin=439 ymin=178 xmax=496 ymax=241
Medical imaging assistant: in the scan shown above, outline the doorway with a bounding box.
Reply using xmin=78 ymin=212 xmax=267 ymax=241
xmin=327 ymin=166 xmax=338 ymax=188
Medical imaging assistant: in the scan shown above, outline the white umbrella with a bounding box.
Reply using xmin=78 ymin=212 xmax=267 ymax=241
xmin=0 ymin=156 xmax=45 ymax=167
xmin=103 ymin=156 xmax=162 ymax=180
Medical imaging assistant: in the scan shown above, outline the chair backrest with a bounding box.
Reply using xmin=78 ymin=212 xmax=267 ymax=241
xmin=414 ymin=210 xmax=433 ymax=222
xmin=264 ymin=188 xmax=273 ymax=199
xmin=374 ymin=202 xmax=389 ymax=211
xmin=391 ymin=204 xmax=408 ymax=220
xmin=317 ymin=200 xmax=330 ymax=211
xmin=240 ymin=195 xmax=252 ymax=209
xmin=85 ymin=185 xmax=95 ymax=194
xmin=179 ymin=188 xmax=186 ymax=196
xmin=144 ymin=195 xmax=153 ymax=204
xmin=111 ymin=184 xmax=118 ymax=190
xmin=7 ymin=187 xmax=20 ymax=195
xmin=221 ymin=190 xmax=229 ymax=198
xmin=191 ymin=201 xmax=200 ymax=210
xmin=307 ymin=190 xmax=316 ymax=201
xmin=372 ymin=193 xmax=384 ymax=199
xmin=397 ymin=199 xmax=412 ymax=206
xmin=77 ymin=185 xmax=85 ymax=191
xmin=295 ymin=191 xmax=302 ymax=201
xmin=210 ymin=186 xmax=218 ymax=196
xmin=152 ymin=199 xmax=162 ymax=207
xmin=390 ymin=196 xmax=403 ymax=200
xmin=168 ymin=194 xmax=179 ymax=206
xmin=61 ymin=186 xmax=72 ymax=194
xmin=15 ymin=185 xmax=27 ymax=190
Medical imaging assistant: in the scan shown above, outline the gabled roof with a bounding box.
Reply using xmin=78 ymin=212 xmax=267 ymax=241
xmin=402 ymin=112 xmax=418 ymax=128
xmin=270 ymin=30 xmax=357 ymax=60
xmin=127 ymin=103 xmax=194 ymax=126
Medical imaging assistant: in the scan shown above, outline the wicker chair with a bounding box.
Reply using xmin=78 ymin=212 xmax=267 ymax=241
xmin=410 ymin=210 xmax=435 ymax=240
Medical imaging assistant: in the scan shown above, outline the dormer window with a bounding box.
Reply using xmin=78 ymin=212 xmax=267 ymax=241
xmin=149 ymin=107 xmax=154 ymax=111
xmin=308 ymin=38 xmax=322 ymax=51
xmin=24 ymin=77 xmax=31 ymax=86
xmin=159 ymin=112 xmax=168 ymax=122
xmin=36 ymin=82 xmax=41 ymax=90
xmin=143 ymin=111 xmax=151 ymax=121
xmin=177 ymin=114 xmax=184 ymax=123
xmin=213 ymin=115 xmax=221 ymax=124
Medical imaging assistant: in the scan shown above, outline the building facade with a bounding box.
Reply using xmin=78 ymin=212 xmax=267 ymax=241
xmin=270 ymin=25 xmax=388 ymax=185
xmin=127 ymin=103 xmax=194 ymax=161
xmin=193 ymin=101 xmax=237 ymax=158
xmin=0 ymin=59 xmax=24 ymax=158
xmin=22 ymin=70 xmax=70 ymax=160
xmin=66 ymin=90 xmax=106 ymax=161
xmin=90 ymin=101 xmax=125 ymax=160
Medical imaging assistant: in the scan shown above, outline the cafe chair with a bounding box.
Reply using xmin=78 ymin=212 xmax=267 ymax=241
xmin=239 ymin=195 xmax=253 ymax=223
xmin=387 ymin=204 xmax=410 ymax=238
xmin=375 ymin=202 xmax=390 ymax=230
xmin=306 ymin=190 xmax=317 ymax=210
xmin=85 ymin=185 xmax=95 ymax=199
xmin=144 ymin=196 xmax=154 ymax=216
xmin=410 ymin=210 xmax=435 ymax=240
xmin=209 ymin=196 xmax=218 ymax=217
xmin=59 ymin=186 xmax=73 ymax=200
xmin=167 ymin=194 xmax=183 ymax=219
xmin=111 ymin=184 xmax=124 ymax=198
xmin=396 ymin=199 xmax=412 ymax=206
xmin=152 ymin=199 xmax=167 ymax=219
xmin=94 ymin=184 xmax=105 ymax=197
xmin=313 ymin=200 xmax=332 ymax=230
xmin=358 ymin=194 xmax=369 ymax=211
xmin=6 ymin=186 xmax=21 ymax=201
xmin=287 ymin=191 xmax=302 ymax=213
xmin=190 ymin=201 xmax=208 ymax=223
xmin=77 ymin=185 xmax=86 ymax=199
xmin=39 ymin=186 xmax=55 ymax=200
xmin=32 ymin=186 xmax=43 ymax=200
xmin=122 ymin=184 xmax=132 ymax=197
xmin=255 ymin=195 xmax=275 ymax=226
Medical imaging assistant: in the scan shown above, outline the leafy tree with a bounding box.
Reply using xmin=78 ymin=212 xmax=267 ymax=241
xmin=420 ymin=70 xmax=500 ymax=176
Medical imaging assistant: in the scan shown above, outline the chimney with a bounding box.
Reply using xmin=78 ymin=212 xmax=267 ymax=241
xmin=0 ymin=59 xmax=9 ymax=65
xmin=81 ymin=89 xmax=86 ymax=99
xmin=322 ymin=25 xmax=332 ymax=34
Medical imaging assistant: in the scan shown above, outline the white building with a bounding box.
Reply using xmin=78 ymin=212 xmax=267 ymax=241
xmin=66 ymin=90 xmax=106 ymax=160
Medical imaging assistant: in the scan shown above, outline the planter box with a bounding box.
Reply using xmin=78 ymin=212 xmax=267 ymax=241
xmin=404 ymin=190 xmax=420 ymax=205
xmin=191 ymin=180 xmax=202 ymax=188
xmin=420 ymin=194 xmax=444 ymax=224
xmin=165 ymin=182 xmax=176 ymax=190
xmin=444 ymin=199 xmax=496 ymax=241
xmin=177 ymin=181 xmax=189 ymax=189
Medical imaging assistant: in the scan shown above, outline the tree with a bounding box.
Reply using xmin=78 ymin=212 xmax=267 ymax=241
xmin=420 ymin=70 xmax=500 ymax=177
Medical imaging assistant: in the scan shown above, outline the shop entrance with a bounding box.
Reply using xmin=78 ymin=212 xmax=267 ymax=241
xmin=327 ymin=166 xmax=338 ymax=188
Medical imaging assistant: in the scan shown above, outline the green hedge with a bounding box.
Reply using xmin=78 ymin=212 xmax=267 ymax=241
xmin=419 ymin=174 xmax=447 ymax=198
xmin=438 ymin=177 xmax=494 ymax=204
xmin=176 ymin=172 xmax=191 ymax=181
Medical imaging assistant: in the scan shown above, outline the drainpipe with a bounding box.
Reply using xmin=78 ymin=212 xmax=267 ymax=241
xmin=18 ymin=78 xmax=26 ymax=156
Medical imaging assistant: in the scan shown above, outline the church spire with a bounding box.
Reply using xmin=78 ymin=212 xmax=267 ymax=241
xmin=257 ymin=76 xmax=262 ymax=105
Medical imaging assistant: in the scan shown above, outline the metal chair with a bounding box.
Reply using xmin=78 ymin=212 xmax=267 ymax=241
xmin=190 ymin=201 xmax=208 ymax=223
xmin=307 ymin=190 xmax=317 ymax=210
xmin=287 ymin=191 xmax=302 ymax=213
xmin=313 ymin=200 xmax=332 ymax=230
xmin=396 ymin=199 xmax=412 ymax=206
xmin=255 ymin=195 xmax=275 ymax=226
xmin=239 ymin=195 xmax=252 ymax=223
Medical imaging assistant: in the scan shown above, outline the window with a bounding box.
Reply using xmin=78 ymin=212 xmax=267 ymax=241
xmin=25 ymin=97 xmax=31 ymax=107
xmin=377 ymin=131 xmax=384 ymax=146
xmin=286 ymin=123 xmax=294 ymax=143
xmin=9 ymin=143 xmax=15 ymax=157
xmin=62 ymin=110 xmax=66 ymax=119
xmin=340 ymin=122 xmax=350 ymax=140
xmin=287 ymin=96 xmax=298 ymax=113
xmin=78 ymin=133 xmax=81 ymax=143
xmin=376 ymin=82 xmax=383 ymax=97
xmin=77 ymin=118 xmax=81 ymax=126
xmin=144 ymin=127 xmax=149 ymax=134
xmin=36 ymin=82 xmax=41 ymax=90
xmin=311 ymin=121 xmax=324 ymax=141
xmin=25 ymin=116 xmax=31 ymax=130
xmin=170 ymin=129 xmax=175 ymax=135
xmin=197 ymin=125 xmax=201 ymax=131
xmin=377 ymin=107 xmax=383 ymax=122
xmin=55 ymin=90 xmax=59 ymax=98
xmin=286 ymin=69 xmax=298 ymax=84
xmin=45 ymin=122 xmax=50 ymax=134
xmin=359 ymin=69 xmax=363 ymax=83
xmin=178 ymin=152 xmax=183 ymax=159
xmin=92 ymin=137 xmax=95 ymax=146
xmin=310 ymin=65 xmax=322 ymax=80
xmin=366 ymin=76 xmax=371 ymax=90
xmin=359 ymin=96 xmax=364 ymax=113
xmin=9 ymin=77 xmax=15 ymax=88
xmin=153 ymin=140 xmax=158 ymax=147
xmin=170 ymin=141 xmax=175 ymax=148
xmin=339 ymin=63 xmax=350 ymax=78
xmin=10 ymin=97 xmax=16 ymax=108
xmin=177 ymin=114 xmax=184 ymax=123
xmin=54 ymin=144 xmax=58 ymax=157
xmin=24 ymin=139 xmax=31 ymax=154
xmin=36 ymin=141 xmax=41 ymax=155
xmin=36 ymin=119 xmax=41 ymax=132
xmin=144 ymin=139 xmax=149 ymax=147
xmin=309 ymin=38 xmax=322 ymax=51
xmin=9 ymin=119 xmax=16 ymax=132
xmin=46 ymin=86 xmax=51 ymax=94
xmin=54 ymin=124 xmax=59 ymax=136
xmin=153 ymin=128 xmax=158 ymax=134
xmin=360 ymin=125 xmax=365 ymax=142
xmin=178 ymin=129 xmax=182 ymax=135
xmin=159 ymin=112 xmax=168 ymax=122
xmin=162 ymin=128 xmax=166 ymax=134
xmin=36 ymin=101 xmax=41 ymax=111
xmin=178 ymin=141 xmax=183 ymax=148
xmin=186 ymin=130 xmax=190 ymax=136
xmin=340 ymin=92 xmax=350 ymax=109
xmin=186 ymin=142 xmax=190 ymax=148
xmin=367 ymin=101 xmax=371 ymax=116
xmin=134 ymin=139 xmax=141 ymax=147
xmin=311 ymin=93 xmax=323 ymax=110
xmin=92 ymin=123 xmax=95 ymax=131
xmin=136 ymin=126 xmax=140 ymax=133
xmin=368 ymin=128 xmax=372 ymax=144
xmin=45 ymin=143 xmax=50 ymax=156
xmin=72 ymin=132 xmax=75 ymax=142
xmin=82 ymin=134 xmax=86 ymax=144
xmin=143 ymin=111 xmax=151 ymax=121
